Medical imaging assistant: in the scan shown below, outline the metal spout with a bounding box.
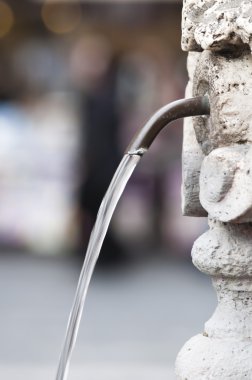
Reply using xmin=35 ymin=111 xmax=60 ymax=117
xmin=126 ymin=96 xmax=210 ymax=155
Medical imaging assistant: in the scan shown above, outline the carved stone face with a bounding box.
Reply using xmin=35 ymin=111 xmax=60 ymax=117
xmin=181 ymin=0 xmax=252 ymax=223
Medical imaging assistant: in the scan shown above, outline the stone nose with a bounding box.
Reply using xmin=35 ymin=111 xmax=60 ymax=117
xmin=199 ymin=145 xmax=252 ymax=222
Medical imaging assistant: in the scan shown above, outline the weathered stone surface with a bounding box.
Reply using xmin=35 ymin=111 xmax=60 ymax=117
xmin=182 ymin=0 xmax=252 ymax=53
xmin=176 ymin=334 xmax=252 ymax=379
xmin=177 ymin=219 xmax=252 ymax=378
xmin=177 ymin=220 xmax=252 ymax=377
xmin=192 ymin=219 xmax=252 ymax=278
xmin=205 ymin=277 xmax=252 ymax=339
xmin=177 ymin=0 xmax=252 ymax=378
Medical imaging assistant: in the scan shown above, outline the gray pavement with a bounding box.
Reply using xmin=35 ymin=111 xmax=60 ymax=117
xmin=0 ymin=252 xmax=216 ymax=379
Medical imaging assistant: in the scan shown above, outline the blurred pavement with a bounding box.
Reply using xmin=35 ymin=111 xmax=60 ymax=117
xmin=0 ymin=252 xmax=216 ymax=379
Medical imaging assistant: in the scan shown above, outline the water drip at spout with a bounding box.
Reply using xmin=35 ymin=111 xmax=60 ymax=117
xmin=55 ymin=96 xmax=210 ymax=380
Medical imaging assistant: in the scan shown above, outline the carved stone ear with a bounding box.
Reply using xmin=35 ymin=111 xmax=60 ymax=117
xmin=200 ymin=145 xmax=252 ymax=223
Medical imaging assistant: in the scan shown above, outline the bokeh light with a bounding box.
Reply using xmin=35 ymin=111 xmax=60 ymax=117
xmin=41 ymin=1 xmax=82 ymax=35
xmin=0 ymin=0 xmax=14 ymax=38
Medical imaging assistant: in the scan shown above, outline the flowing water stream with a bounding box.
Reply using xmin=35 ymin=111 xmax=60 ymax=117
xmin=55 ymin=152 xmax=142 ymax=380
xmin=55 ymin=96 xmax=210 ymax=380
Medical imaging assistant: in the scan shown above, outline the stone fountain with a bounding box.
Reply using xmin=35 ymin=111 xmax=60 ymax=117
xmin=176 ymin=0 xmax=252 ymax=378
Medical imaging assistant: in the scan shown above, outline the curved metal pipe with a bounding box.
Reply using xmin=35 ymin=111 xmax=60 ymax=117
xmin=126 ymin=96 xmax=210 ymax=156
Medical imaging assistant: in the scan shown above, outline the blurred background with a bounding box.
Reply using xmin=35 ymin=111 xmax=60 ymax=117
xmin=0 ymin=1 xmax=215 ymax=379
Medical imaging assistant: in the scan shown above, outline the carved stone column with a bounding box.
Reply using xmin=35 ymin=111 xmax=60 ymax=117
xmin=176 ymin=1 xmax=252 ymax=378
